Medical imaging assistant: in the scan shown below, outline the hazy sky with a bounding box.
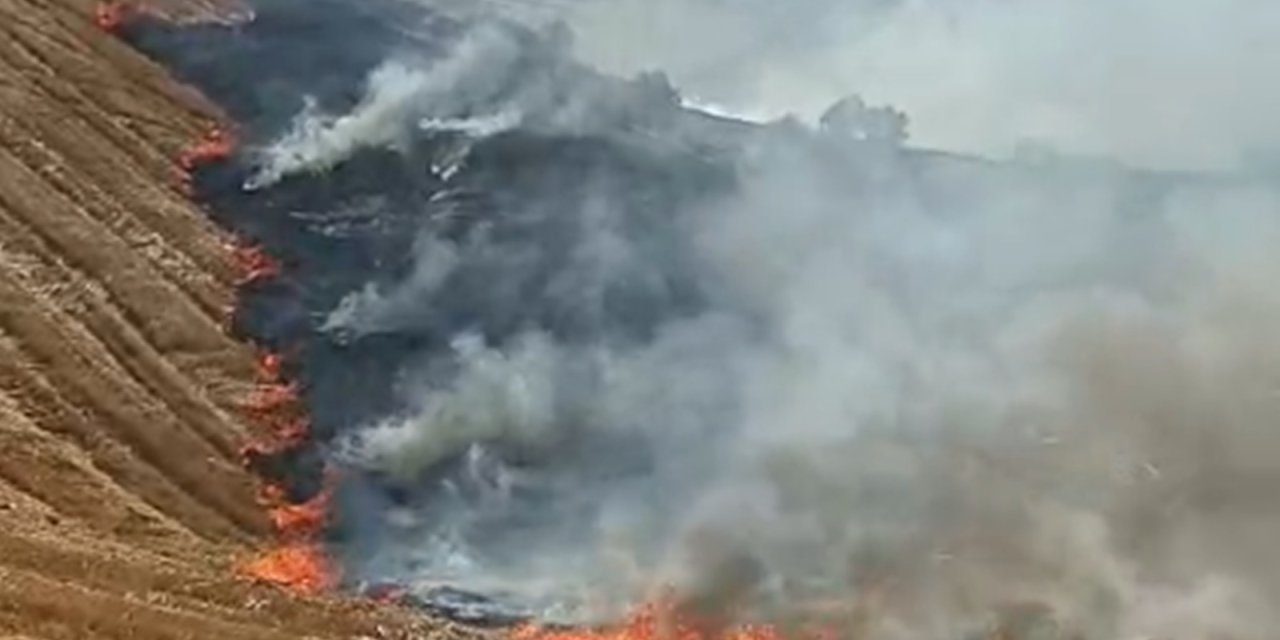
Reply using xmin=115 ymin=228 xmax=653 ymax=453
xmin=557 ymin=0 xmax=1280 ymax=169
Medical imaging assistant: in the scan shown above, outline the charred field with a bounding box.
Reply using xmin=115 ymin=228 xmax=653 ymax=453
xmin=95 ymin=0 xmax=1280 ymax=638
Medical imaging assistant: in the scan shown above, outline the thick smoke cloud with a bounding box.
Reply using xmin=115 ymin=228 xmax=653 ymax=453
xmin=192 ymin=2 xmax=1280 ymax=637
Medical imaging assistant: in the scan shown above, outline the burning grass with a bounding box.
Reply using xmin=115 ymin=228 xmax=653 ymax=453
xmin=235 ymin=381 xmax=341 ymax=593
xmin=236 ymin=348 xmax=341 ymax=594
xmin=143 ymin=116 xmax=341 ymax=597
xmin=177 ymin=128 xmax=238 ymax=196
xmin=238 ymin=543 xmax=338 ymax=595
xmin=262 ymin=473 xmax=333 ymax=540
xmin=244 ymin=473 xmax=337 ymax=592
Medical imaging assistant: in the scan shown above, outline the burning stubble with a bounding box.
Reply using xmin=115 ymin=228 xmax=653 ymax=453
xmin=128 ymin=1 xmax=1280 ymax=637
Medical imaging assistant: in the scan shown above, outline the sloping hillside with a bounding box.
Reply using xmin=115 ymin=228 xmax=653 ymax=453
xmin=0 ymin=0 xmax=473 ymax=637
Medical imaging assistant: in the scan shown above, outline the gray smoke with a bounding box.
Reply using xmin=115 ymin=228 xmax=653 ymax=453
xmin=258 ymin=4 xmax=1280 ymax=638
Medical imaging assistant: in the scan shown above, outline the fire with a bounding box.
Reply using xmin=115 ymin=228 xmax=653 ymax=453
xmin=234 ymin=346 xmax=338 ymax=594
xmin=240 ymin=480 xmax=338 ymax=593
xmin=179 ymin=127 xmax=237 ymax=171
xmin=168 ymin=117 xmax=336 ymax=598
xmin=266 ymin=485 xmax=330 ymax=539
xmin=238 ymin=463 xmax=339 ymax=594
xmin=238 ymin=543 xmax=337 ymax=595
xmin=176 ymin=127 xmax=237 ymax=196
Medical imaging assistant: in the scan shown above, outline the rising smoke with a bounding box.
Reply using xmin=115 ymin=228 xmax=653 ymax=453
xmin=146 ymin=0 xmax=1280 ymax=637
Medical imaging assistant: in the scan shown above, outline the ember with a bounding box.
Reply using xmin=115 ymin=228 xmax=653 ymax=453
xmin=257 ymin=350 xmax=285 ymax=382
xmin=93 ymin=1 xmax=131 ymax=32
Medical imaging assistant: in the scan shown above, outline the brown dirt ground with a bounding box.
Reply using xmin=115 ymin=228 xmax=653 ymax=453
xmin=0 ymin=0 xmax=485 ymax=637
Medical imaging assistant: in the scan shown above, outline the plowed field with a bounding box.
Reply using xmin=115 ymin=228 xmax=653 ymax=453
xmin=0 ymin=1 xmax=475 ymax=637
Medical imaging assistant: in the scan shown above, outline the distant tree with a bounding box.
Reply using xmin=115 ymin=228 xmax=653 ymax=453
xmin=633 ymin=71 xmax=680 ymax=108
xmin=819 ymin=94 xmax=908 ymax=146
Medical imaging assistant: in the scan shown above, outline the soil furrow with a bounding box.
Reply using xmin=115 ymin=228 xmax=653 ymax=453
xmin=0 ymin=268 xmax=266 ymax=540
xmin=0 ymin=205 xmax=249 ymax=462
xmin=0 ymin=0 xmax=467 ymax=636
xmin=0 ymin=35 xmax=234 ymax=320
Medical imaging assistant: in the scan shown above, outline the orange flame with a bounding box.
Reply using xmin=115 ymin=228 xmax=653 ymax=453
xmin=266 ymin=485 xmax=331 ymax=539
xmin=171 ymin=123 xmax=338 ymax=598
xmin=238 ymin=543 xmax=337 ymax=595
xmin=179 ymin=127 xmax=237 ymax=171
xmin=234 ymin=349 xmax=338 ymax=595
xmin=238 ymin=477 xmax=338 ymax=593
xmin=176 ymin=127 xmax=237 ymax=196
xmin=239 ymin=465 xmax=341 ymax=594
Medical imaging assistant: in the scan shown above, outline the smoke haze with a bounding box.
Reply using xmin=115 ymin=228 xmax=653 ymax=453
xmin=134 ymin=1 xmax=1280 ymax=636
xmin=542 ymin=0 xmax=1280 ymax=170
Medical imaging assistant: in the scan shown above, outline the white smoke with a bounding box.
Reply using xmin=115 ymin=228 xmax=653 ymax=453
xmin=246 ymin=23 xmax=527 ymax=189
xmin=262 ymin=2 xmax=1280 ymax=636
